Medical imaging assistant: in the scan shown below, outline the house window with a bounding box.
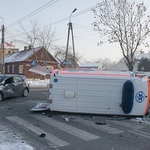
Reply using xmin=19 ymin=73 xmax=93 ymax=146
xmin=12 ymin=65 xmax=15 ymax=73
xmin=7 ymin=65 xmax=10 ymax=73
xmin=19 ymin=65 xmax=23 ymax=74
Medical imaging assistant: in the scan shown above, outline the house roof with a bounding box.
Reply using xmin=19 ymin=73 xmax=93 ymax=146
xmin=110 ymin=59 xmax=129 ymax=71
xmin=0 ymin=41 xmax=15 ymax=49
xmin=137 ymin=53 xmax=150 ymax=60
xmin=4 ymin=41 xmax=15 ymax=49
xmin=4 ymin=46 xmax=42 ymax=63
xmin=79 ymin=62 xmax=106 ymax=68
xmin=110 ymin=58 xmax=140 ymax=71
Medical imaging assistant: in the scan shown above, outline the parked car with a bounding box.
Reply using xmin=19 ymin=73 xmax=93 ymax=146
xmin=0 ymin=74 xmax=30 ymax=101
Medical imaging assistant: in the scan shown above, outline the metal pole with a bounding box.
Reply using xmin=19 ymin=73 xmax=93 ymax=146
xmin=70 ymin=23 xmax=76 ymax=68
xmin=1 ymin=25 xmax=4 ymax=74
xmin=65 ymin=23 xmax=71 ymax=63
xmin=0 ymin=17 xmax=4 ymax=74
xmin=64 ymin=8 xmax=77 ymax=68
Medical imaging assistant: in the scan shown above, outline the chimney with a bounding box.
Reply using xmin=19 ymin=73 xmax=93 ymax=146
xmin=24 ymin=46 xmax=27 ymax=50
xmin=28 ymin=44 xmax=33 ymax=50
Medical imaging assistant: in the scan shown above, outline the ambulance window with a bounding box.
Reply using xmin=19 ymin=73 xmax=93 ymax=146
xmin=64 ymin=90 xmax=75 ymax=99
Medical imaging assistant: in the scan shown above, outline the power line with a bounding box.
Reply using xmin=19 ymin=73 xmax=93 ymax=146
xmin=7 ymin=0 xmax=59 ymax=29
xmin=51 ymin=5 xmax=97 ymax=25
xmin=5 ymin=32 xmax=26 ymax=40
xmin=6 ymin=4 xmax=97 ymax=40
xmin=5 ymin=2 xmax=107 ymax=41
xmin=74 ymin=23 xmax=93 ymax=29
xmin=5 ymin=26 xmax=26 ymax=40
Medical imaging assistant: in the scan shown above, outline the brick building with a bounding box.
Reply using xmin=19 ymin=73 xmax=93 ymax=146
xmin=3 ymin=46 xmax=58 ymax=79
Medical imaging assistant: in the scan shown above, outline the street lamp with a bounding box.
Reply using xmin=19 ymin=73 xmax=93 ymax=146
xmin=69 ymin=8 xmax=77 ymax=23
xmin=0 ymin=17 xmax=4 ymax=74
xmin=65 ymin=8 xmax=77 ymax=68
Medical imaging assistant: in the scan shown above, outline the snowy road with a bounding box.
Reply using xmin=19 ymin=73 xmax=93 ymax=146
xmin=0 ymin=86 xmax=150 ymax=150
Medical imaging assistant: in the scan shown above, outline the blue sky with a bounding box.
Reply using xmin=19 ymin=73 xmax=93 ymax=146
xmin=0 ymin=0 xmax=149 ymax=62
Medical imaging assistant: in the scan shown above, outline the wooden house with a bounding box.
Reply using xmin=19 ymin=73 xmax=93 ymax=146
xmin=3 ymin=46 xmax=58 ymax=79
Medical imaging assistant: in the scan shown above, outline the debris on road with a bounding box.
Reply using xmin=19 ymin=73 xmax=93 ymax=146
xmin=30 ymin=102 xmax=50 ymax=111
xmin=65 ymin=117 xmax=69 ymax=121
xmin=95 ymin=122 xmax=107 ymax=125
xmin=62 ymin=115 xmax=69 ymax=121
xmin=39 ymin=133 xmax=46 ymax=137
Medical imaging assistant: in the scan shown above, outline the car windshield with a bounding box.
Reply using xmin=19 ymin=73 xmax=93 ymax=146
xmin=0 ymin=76 xmax=7 ymax=83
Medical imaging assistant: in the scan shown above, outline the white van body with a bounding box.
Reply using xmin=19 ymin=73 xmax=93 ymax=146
xmin=48 ymin=69 xmax=150 ymax=116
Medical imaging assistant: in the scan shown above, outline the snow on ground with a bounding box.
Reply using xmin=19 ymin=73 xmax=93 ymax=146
xmin=0 ymin=79 xmax=49 ymax=150
xmin=28 ymin=79 xmax=49 ymax=88
xmin=0 ymin=124 xmax=34 ymax=150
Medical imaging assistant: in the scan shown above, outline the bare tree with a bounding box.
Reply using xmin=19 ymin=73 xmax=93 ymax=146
xmin=102 ymin=58 xmax=116 ymax=69
xmin=92 ymin=0 xmax=150 ymax=71
xmin=20 ymin=19 xmax=39 ymax=48
xmin=52 ymin=46 xmax=82 ymax=68
xmin=38 ymin=25 xmax=57 ymax=52
xmin=83 ymin=58 xmax=116 ymax=69
xmin=20 ymin=19 xmax=57 ymax=52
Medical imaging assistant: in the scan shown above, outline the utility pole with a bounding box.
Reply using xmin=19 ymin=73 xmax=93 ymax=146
xmin=65 ymin=8 xmax=77 ymax=68
xmin=0 ymin=17 xmax=4 ymax=74
xmin=1 ymin=24 xmax=4 ymax=74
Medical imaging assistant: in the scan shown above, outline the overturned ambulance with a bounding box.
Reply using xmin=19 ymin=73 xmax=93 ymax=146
xmin=48 ymin=69 xmax=150 ymax=116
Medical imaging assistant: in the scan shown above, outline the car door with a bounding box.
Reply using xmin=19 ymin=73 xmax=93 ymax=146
xmin=13 ymin=76 xmax=24 ymax=95
xmin=3 ymin=77 xmax=15 ymax=97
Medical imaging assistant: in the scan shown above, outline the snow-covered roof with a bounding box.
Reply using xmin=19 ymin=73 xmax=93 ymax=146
xmin=110 ymin=59 xmax=129 ymax=71
xmin=79 ymin=62 xmax=105 ymax=68
xmin=137 ymin=53 xmax=150 ymax=60
xmin=4 ymin=47 xmax=42 ymax=63
xmin=0 ymin=41 xmax=15 ymax=49
xmin=110 ymin=58 xmax=138 ymax=71
xmin=4 ymin=41 xmax=15 ymax=49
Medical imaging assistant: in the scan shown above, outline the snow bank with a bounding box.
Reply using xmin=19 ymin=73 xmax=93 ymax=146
xmin=0 ymin=123 xmax=34 ymax=150
xmin=28 ymin=79 xmax=49 ymax=88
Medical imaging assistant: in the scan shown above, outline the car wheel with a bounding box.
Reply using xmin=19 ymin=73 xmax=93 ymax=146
xmin=22 ymin=88 xmax=29 ymax=97
xmin=0 ymin=92 xmax=3 ymax=101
